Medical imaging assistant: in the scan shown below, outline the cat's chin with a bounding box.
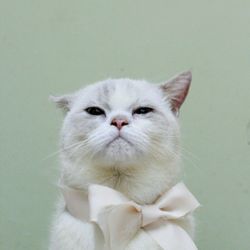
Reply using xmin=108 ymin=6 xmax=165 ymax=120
xmin=91 ymin=137 xmax=144 ymax=167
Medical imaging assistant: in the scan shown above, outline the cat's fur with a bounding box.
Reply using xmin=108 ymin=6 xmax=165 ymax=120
xmin=49 ymin=71 xmax=193 ymax=250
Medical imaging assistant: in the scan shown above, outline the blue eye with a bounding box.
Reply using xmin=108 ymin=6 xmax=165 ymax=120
xmin=133 ymin=107 xmax=154 ymax=115
xmin=85 ymin=107 xmax=105 ymax=116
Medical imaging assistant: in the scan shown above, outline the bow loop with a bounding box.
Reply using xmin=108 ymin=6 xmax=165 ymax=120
xmin=97 ymin=203 xmax=142 ymax=250
xmin=88 ymin=184 xmax=130 ymax=222
xmin=88 ymin=184 xmax=143 ymax=249
xmin=155 ymin=182 xmax=200 ymax=219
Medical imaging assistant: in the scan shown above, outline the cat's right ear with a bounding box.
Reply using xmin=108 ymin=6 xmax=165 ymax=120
xmin=49 ymin=95 xmax=73 ymax=112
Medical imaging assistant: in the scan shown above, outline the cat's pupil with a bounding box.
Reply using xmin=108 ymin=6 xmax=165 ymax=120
xmin=85 ymin=107 xmax=105 ymax=116
xmin=133 ymin=107 xmax=154 ymax=115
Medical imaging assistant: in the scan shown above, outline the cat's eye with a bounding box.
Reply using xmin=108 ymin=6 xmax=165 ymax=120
xmin=133 ymin=107 xmax=154 ymax=115
xmin=85 ymin=107 xmax=105 ymax=116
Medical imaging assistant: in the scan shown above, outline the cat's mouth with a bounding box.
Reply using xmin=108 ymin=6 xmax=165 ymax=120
xmin=107 ymin=135 xmax=132 ymax=146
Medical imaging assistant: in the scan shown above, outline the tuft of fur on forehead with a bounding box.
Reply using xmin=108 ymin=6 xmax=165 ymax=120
xmin=51 ymin=71 xmax=191 ymax=203
xmin=68 ymin=78 xmax=173 ymax=119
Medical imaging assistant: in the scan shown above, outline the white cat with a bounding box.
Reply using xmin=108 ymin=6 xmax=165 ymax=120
xmin=49 ymin=71 xmax=194 ymax=250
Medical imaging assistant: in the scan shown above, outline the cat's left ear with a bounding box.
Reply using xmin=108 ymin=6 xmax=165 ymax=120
xmin=49 ymin=94 xmax=73 ymax=112
xmin=160 ymin=71 xmax=192 ymax=115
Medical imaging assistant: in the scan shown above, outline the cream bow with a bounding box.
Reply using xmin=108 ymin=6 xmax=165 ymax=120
xmin=62 ymin=182 xmax=200 ymax=250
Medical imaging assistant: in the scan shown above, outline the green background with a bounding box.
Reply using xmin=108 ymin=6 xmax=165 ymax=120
xmin=1 ymin=1 xmax=250 ymax=249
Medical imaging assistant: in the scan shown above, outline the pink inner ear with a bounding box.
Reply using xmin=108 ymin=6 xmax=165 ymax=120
xmin=162 ymin=71 xmax=192 ymax=114
xmin=171 ymin=84 xmax=190 ymax=113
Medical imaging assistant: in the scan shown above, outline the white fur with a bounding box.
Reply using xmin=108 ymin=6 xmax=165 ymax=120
xmin=49 ymin=73 xmax=194 ymax=250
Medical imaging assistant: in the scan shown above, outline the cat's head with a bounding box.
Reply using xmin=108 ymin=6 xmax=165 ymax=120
xmin=51 ymin=71 xmax=191 ymax=170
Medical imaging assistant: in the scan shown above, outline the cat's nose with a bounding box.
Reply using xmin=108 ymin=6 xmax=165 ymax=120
xmin=111 ymin=118 xmax=129 ymax=130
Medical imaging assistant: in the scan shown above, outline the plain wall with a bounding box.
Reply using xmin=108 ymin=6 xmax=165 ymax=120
xmin=1 ymin=1 xmax=250 ymax=249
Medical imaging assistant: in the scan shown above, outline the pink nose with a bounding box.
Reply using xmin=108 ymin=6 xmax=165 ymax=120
xmin=111 ymin=118 xmax=129 ymax=130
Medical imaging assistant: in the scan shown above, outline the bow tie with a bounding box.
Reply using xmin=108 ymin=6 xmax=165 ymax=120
xmin=62 ymin=182 xmax=200 ymax=250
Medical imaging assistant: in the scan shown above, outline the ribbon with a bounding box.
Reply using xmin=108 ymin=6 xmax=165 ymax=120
xmin=62 ymin=182 xmax=200 ymax=250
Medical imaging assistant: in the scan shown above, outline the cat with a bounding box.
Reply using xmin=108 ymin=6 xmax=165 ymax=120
xmin=49 ymin=71 xmax=194 ymax=250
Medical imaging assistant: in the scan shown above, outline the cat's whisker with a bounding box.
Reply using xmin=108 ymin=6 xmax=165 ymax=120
xmin=42 ymin=141 xmax=85 ymax=161
xmin=180 ymin=146 xmax=199 ymax=161
xmin=69 ymin=135 xmax=110 ymax=159
xmin=179 ymin=146 xmax=200 ymax=168
xmin=68 ymin=139 xmax=96 ymax=159
xmin=67 ymin=142 xmax=87 ymax=158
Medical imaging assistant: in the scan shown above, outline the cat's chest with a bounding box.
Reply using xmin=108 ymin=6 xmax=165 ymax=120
xmin=64 ymin=163 xmax=174 ymax=205
xmin=98 ymin=175 xmax=160 ymax=205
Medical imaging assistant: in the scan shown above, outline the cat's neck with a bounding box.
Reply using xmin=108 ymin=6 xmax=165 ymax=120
xmin=61 ymin=159 xmax=180 ymax=204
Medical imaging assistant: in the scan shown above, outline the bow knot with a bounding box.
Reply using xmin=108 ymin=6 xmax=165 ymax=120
xmin=62 ymin=182 xmax=200 ymax=250
xmin=141 ymin=204 xmax=166 ymax=226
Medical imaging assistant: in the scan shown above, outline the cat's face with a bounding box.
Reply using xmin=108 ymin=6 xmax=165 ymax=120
xmin=52 ymin=71 xmax=191 ymax=169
